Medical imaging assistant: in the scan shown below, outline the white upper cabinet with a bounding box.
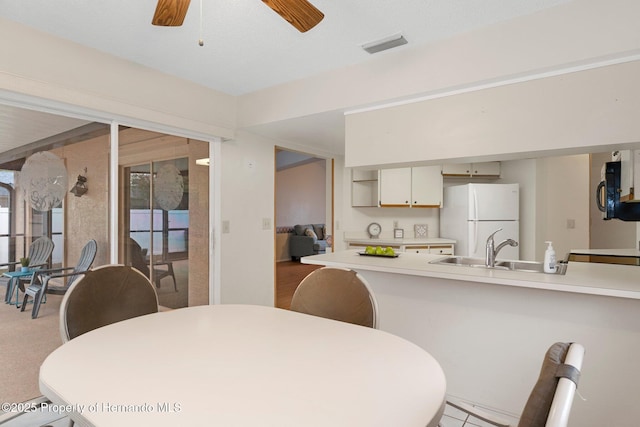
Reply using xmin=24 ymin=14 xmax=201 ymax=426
xmin=379 ymin=168 xmax=412 ymax=207
xmin=411 ymin=166 xmax=443 ymax=207
xmin=379 ymin=166 xmax=442 ymax=208
xmin=442 ymin=161 xmax=501 ymax=177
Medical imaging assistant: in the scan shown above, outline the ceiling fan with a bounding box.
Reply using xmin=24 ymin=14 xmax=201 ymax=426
xmin=152 ymin=0 xmax=324 ymax=33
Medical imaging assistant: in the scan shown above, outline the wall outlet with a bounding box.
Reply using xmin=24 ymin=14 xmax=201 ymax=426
xmin=222 ymin=220 xmax=230 ymax=234
xmin=393 ymin=220 xmax=399 ymax=228
xmin=566 ymin=219 xmax=575 ymax=229
xmin=262 ymin=218 xmax=271 ymax=230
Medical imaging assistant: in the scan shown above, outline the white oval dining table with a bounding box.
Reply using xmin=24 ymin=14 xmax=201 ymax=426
xmin=39 ymin=304 xmax=446 ymax=426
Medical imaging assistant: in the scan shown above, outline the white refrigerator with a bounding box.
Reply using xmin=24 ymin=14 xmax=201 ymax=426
xmin=440 ymin=183 xmax=520 ymax=260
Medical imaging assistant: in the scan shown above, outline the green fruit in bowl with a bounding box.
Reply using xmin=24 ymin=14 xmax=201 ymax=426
xmin=385 ymin=247 xmax=395 ymax=256
xmin=365 ymin=246 xmax=375 ymax=255
xmin=375 ymin=246 xmax=384 ymax=255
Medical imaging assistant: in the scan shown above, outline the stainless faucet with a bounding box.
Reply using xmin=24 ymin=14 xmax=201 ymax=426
xmin=485 ymin=228 xmax=519 ymax=268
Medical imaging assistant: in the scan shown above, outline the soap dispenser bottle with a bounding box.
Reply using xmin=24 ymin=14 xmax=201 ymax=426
xmin=543 ymin=241 xmax=557 ymax=273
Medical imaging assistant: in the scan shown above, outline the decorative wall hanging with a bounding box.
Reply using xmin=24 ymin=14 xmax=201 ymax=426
xmin=153 ymin=164 xmax=184 ymax=211
xmin=414 ymin=224 xmax=428 ymax=238
xmin=20 ymin=152 xmax=68 ymax=212
xmin=70 ymin=171 xmax=88 ymax=197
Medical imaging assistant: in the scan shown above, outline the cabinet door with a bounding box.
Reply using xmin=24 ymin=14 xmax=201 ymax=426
xmin=442 ymin=163 xmax=471 ymax=176
xmin=411 ymin=166 xmax=443 ymax=207
xmin=379 ymin=168 xmax=411 ymax=207
xmin=471 ymin=162 xmax=501 ymax=176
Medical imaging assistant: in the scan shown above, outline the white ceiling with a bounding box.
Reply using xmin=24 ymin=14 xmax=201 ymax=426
xmin=0 ymin=0 xmax=571 ymax=154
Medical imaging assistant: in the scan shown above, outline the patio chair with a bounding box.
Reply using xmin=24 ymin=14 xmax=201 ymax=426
xmin=21 ymin=239 xmax=97 ymax=319
xmin=290 ymin=267 xmax=379 ymax=328
xmin=0 ymin=236 xmax=54 ymax=304
xmin=59 ymin=264 xmax=159 ymax=342
xmin=127 ymin=237 xmax=177 ymax=291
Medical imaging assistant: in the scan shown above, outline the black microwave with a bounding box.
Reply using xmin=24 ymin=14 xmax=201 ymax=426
xmin=597 ymin=161 xmax=640 ymax=221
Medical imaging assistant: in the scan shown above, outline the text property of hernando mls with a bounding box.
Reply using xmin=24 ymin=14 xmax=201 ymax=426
xmin=2 ymin=401 xmax=182 ymax=415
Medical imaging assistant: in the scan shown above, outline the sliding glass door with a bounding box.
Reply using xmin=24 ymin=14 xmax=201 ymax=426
xmin=119 ymin=127 xmax=210 ymax=309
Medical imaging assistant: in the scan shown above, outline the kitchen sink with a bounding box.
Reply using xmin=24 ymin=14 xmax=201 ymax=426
xmin=429 ymin=256 xmax=488 ymax=268
xmin=494 ymin=260 xmax=545 ymax=273
xmin=430 ymin=256 xmax=549 ymax=273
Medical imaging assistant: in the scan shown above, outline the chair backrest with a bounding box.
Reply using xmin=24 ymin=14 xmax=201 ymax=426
xmin=127 ymin=237 xmax=150 ymax=277
xmin=59 ymin=264 xmax=159 ymax=342
xmin=27 ymin=236 xmax=54 ymax=267
xmin=518 ymin=342 xmax=585 ymax=427
xmin=290 ymin=267 xmax=378 ymax=328
xmin=64 ymin=239 xmax=98 ymax=287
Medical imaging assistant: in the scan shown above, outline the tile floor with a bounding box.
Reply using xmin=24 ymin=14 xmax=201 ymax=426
xmin=439 ymin=399 xmax=519 ymax=427
xmin=0 ymin=409 xmax=68 ymax=427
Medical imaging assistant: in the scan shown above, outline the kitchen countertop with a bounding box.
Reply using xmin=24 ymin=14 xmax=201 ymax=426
xmin=570 ymin=248 xmax=640 ymax=257
xmin=302 ymin=250 xmax=640 ymax=300
xmin=344 ymin=237 xmax=456 ymax=246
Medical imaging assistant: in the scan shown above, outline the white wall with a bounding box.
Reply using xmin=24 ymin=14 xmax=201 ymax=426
xmin=275 ymin=160 xmax=326 ymax=227
xmin=0 ymin=17 xmax=236 ymax=140
xmin=219 ymin=131 xmax=276 ymax=305
xmin=535 ymin=155 xmax=590 ymax=261
xmin=345 ymin=61 xmax=640 ymax=169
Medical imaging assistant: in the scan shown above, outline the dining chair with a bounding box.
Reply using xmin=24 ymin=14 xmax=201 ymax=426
xmin=443 ymin=342 xmax=585 ymax=427
xmin=289 ymin=266 xmax=379 ymax=328
xmin=59 ymin=264 xmax=159 ymax=342
xmin=0 ymin=236 xmax=54 ymax=303
xmin=20 ymin=239 xmax=98 ymax=319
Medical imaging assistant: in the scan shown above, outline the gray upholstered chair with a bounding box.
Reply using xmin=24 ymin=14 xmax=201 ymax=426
xmin=1 ymin=236 xmax=54 ymax=304
xmin=21 ymin=239 xmax=98 ymax=319
xmin=59 ymin=264 xmax=159 ymax=342
xmin=443 ymin=342 xmax=585 ymax=427
xmin=289 ymin=267 xmax=378 ymax=328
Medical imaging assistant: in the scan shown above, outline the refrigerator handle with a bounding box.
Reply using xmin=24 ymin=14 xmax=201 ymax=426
xmin=472 ymin=187 xmax=478 ymax=221
xmin=472 ymin=221 xmax=478 ymax=254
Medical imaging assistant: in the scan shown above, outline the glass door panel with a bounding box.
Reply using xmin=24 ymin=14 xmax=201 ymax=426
xmin=119 ymin=128 xmax=209 ymax=309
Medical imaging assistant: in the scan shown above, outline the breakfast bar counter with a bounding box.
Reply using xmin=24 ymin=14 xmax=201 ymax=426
xmin=302 ymin=250 xmax=640 ymax=427
xmin=302 ymin=249 xmax=640 ymax=300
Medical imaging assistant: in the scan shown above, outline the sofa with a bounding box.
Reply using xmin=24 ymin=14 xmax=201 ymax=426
xmin=290 ymin=224 xmax=329 ymax=261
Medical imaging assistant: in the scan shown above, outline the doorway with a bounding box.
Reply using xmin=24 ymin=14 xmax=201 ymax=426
xmin=274 ymin=148 xmax=332 ymax=308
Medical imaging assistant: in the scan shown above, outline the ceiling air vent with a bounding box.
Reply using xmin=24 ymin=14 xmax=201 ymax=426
xmin=361 ymin=33 xmax=408 ymax=54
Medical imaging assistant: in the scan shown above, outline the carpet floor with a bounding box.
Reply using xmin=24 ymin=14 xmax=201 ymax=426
xmin=0 ymin=261 xmax=321 ymax=408
xmin=0 ymin=291 xmax=63 ymax=406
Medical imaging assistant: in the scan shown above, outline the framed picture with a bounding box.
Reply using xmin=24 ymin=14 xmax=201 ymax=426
xmin=394 ymin=228 xmax=404 ymax=239
xmin=414 ymin=224 xmax=428 ymax=238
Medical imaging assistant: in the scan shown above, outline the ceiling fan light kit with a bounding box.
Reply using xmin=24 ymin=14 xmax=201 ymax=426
xmin=152 ymin=0 xmax=324 ymax=33
xmin=362 ymin=33 xmax=408 ymax=54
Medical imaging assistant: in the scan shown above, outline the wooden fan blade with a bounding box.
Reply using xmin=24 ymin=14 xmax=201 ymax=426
xmin=152 ymin=0 xmax=191 ymax=26
xmin=261 ymin=0 xmax=324 ymax=33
